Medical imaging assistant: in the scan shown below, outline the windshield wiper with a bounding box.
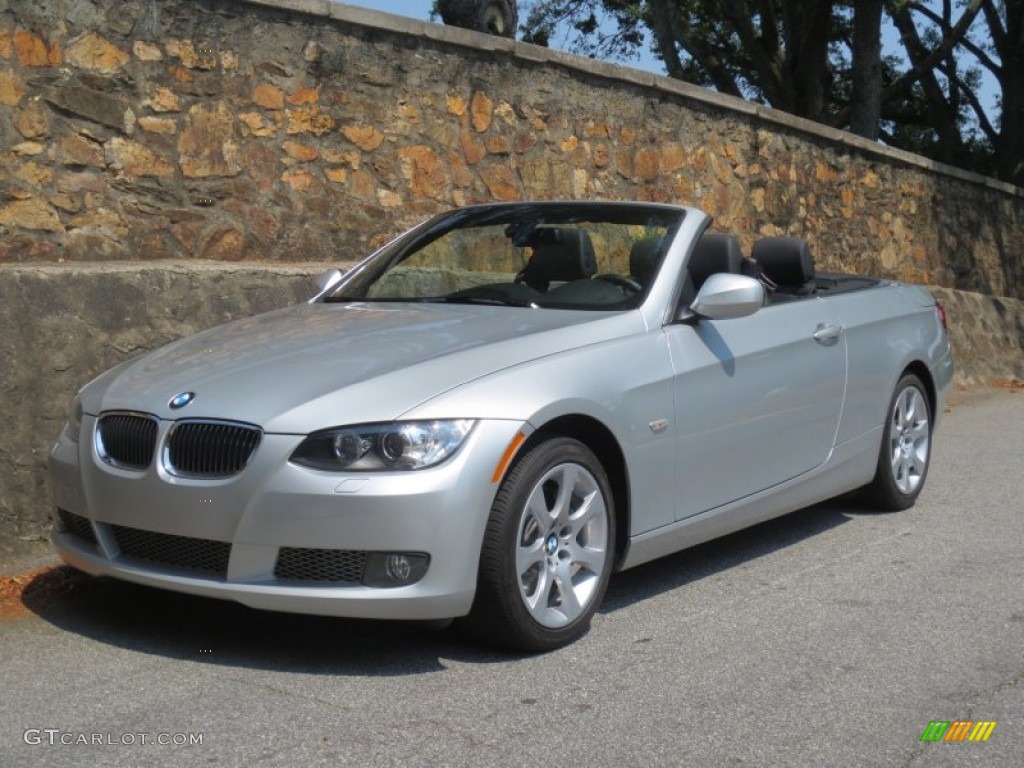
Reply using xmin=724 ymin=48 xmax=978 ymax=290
xmin=424 ymin=296 xmax=534 ymax=307
xmin=323 ymin=296 xmax=438 ymax=303
xmin=323 ymin=295 xmax=533 ymax=307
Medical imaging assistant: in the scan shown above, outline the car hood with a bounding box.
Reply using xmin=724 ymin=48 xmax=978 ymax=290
xmin=83 ymin=302 xmax=642 ymax=432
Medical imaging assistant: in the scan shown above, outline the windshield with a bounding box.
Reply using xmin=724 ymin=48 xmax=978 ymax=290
xmin=327 ymin=203 xmax=685 ymax=310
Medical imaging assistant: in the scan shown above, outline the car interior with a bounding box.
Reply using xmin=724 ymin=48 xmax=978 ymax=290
xmin=511 ymin=226 xmax=643 ymax=308
xmin=680 ymin=233 xmax=881 ymax=309
xmin=368 ymin=219 xmax=880 ymax=309
xmin=514 ymin=229 xmax=828 ymax=309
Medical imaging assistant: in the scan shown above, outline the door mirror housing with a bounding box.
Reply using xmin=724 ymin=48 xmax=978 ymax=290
xmin=309 ymin=268 xmax=344 ymax=303
xmin=688 ymin=273 xmax=765 ymax=320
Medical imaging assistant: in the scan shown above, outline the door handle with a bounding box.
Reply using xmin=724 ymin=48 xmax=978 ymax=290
xmin=812 ymin=323 xmax=843 ymax=343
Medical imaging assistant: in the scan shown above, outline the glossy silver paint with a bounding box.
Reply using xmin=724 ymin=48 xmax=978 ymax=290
xmin=690 ymin=273 xmax=765 ymax=320
xmin=49 ymin=202 xmax=954 ymax=621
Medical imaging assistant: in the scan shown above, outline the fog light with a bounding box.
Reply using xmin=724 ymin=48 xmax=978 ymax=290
xmin=362 ymin=552 xmax=430 ymax=587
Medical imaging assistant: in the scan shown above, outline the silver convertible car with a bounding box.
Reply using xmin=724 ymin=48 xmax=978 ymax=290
xmin=50 ymin=201 xmax=953 ymax=650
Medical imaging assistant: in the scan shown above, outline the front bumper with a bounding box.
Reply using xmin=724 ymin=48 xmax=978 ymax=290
xmin=49 ymin=417 xmax=527 ymax=620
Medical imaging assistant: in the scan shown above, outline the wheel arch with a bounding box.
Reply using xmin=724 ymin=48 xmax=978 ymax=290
xmin=901 ymin=360 xmax=937 ymax=419
xmin=518 ymin=414 xmax=631 ymax=570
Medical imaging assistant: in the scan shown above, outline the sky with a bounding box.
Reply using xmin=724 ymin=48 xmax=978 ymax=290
xmin=346 ymin=0 xmax=436 ymax=19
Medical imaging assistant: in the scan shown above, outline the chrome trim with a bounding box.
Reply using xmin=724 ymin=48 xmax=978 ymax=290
xmin=308 ymin=268 xmax=345 ymax=303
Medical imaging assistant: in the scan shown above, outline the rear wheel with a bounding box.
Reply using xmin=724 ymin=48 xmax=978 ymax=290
xmin=861 ymin=373 xmax=932 ymax=510
xmin=465 ymin=437 xmax=614 ymax=651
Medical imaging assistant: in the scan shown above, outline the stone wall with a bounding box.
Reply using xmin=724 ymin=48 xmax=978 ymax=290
xmin=1 ymin=0 xmax=1022 ymax=296
xmin=930 ymin=287 xmax=1024 ymax=384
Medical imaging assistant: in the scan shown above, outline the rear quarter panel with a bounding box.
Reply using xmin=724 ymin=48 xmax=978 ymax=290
xmin=828 ymin=282 xmax=951 ymax=444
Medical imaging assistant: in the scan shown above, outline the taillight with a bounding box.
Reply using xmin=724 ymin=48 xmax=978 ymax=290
xmin=935 ymin=300 xmax=948 ymax=332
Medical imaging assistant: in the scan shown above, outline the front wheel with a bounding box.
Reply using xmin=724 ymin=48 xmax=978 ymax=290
xmin=861 ymin=373 xmax=932 ymax=510
xmin=464 ymin=437 xmax=615 ymax=651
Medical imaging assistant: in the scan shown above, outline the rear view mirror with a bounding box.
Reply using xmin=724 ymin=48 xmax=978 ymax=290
xmin=689 ymin=273 xmax=764 ymax=320
xmin=308 ymin=269 xmax=344 ymax=303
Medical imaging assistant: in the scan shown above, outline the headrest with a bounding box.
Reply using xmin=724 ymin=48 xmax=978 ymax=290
xmin=629 ymin=236 xmax=663 ymax=286
xmin=518 ymin=228 xmax=597 ymax=292
xmin=751 ymin=237 xmax=814 ymax=286
xmin=688 ymin=233 xmax=744 ymax=290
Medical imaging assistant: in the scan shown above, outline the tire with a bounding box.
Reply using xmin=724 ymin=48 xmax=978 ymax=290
xmin=464 ymin=437 xmax=615 ymax=651
xmin=861 ymin=373 xmax=933 ymax=510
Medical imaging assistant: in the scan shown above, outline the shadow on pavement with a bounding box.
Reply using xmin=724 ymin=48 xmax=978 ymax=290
xmin=20 ymin=498 xmax=869 ymax=674
xmin=601 ymin=497 xmax=864 ymax=613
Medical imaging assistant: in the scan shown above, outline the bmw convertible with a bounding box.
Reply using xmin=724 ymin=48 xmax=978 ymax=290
xmin=50 ymin=201 xmax=953 ymax=650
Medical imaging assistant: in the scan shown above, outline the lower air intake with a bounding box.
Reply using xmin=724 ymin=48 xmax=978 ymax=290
xmin=57 ymin=508 xmax=98 ymax=546
xmin=111 ymin=525 xmax=230 ymax=578
xmin=274 ymin=547 xmax=367 ymax=583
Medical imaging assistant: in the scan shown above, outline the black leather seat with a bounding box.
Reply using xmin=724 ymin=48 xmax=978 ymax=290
xmin=517 ymin=227 xmax=597 ymax=293
xmin=681 ymin=233 xmax=744 ymax=305
xmin=629 ymin=236 xmax=663 ymax=287
xmin=752 ymin=237 xmax=816 ymax=296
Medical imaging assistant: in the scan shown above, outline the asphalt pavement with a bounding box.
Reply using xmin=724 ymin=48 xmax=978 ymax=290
xmin=1 ymin=388 xmax=1021 ymax=767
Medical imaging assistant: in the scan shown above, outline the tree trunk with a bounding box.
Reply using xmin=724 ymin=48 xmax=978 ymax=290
xmin=849 ymin=0 xmax=884 ymax=139
xmin=994 ymin=50 xmax=1024 ymax=186
xmin=988 ymin=0 xmax=1023 ymax=186
xmin=784 ymin=0 xmax=834 ymax=122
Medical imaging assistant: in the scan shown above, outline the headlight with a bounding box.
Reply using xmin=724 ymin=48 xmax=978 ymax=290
xmin=290 ymin=420 xmax=476 ymax=471
xmin=63 ymin=395 xmax=84 ymax=442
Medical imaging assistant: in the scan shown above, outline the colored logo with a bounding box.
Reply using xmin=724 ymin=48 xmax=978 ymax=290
xmin=920 ymin=720 xmax=997 ymax=742
xmin=169 ymin=392 xmax=195 ymax=410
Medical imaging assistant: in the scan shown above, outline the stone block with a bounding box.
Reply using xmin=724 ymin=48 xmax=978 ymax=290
xmin=178 ymin=102 xmax=242 ymax=178
xmin=65 ymin=32 xmax=129 ymax=73
xmin=0 ymin=67 xmax=25 ymax=105
xmin=0 ymin=198 xmax=63 ymax=231
xmin=44 ymin=83 xmax=128 ymax=130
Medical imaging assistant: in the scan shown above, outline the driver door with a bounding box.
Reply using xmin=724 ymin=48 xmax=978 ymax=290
xmin=665 ymin=298 xmax=847 ymax=520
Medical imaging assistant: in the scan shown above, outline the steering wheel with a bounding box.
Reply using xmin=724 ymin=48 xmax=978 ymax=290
xmin=594 ymin=273 xmax=643 ymax=293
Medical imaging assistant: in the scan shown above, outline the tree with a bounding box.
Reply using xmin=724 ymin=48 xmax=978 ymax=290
xmin=849 ymin=0 xmax=884 ymax=139
xmin=891 ymin=1 xmax=1022 ymax=185
xmin=870 ymin=0 xmax=984 ymax=165
xmin=521 ymin=2 xmax=907 ymax=129
xmin=520 ymin=0 xmax=1020 ymax=185
xmin=523 ymin=1 xmax=841 ymax=123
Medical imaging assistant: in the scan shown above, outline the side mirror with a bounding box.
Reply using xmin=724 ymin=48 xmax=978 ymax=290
xmin=308 ymin=268 xmax=344 ymax=303
xmin=689 ymin=273 xmax=764 ymax=320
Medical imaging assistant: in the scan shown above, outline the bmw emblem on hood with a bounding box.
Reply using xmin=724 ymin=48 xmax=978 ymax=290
xmin=169 ymin=391 xmax=195 ymax=409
